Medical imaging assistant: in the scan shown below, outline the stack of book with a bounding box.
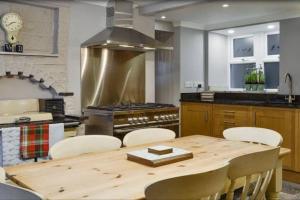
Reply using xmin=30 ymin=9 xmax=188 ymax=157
xmin=201 ymin=92 xmax=215 ymax=102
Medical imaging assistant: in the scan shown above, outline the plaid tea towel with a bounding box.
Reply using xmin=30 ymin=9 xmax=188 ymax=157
xmin=20 ymin=124 xmax=49 ymax=159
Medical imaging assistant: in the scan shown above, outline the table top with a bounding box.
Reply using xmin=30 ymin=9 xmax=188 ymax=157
xmin=5 ymin=135 xmax=290 ymax=200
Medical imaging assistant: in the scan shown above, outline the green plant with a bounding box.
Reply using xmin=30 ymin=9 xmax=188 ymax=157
xmin=258 ymin=69 xmax=265 ymax=84
xmin=244 ymin=73 xmax=251 ymax=84
xmin=250 ymin=70 xmax=258 ymax=84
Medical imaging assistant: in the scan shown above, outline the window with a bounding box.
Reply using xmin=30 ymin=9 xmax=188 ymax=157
xmin=229 ymin=31 xmax=280 ymax=91
xmin=233 ymin=37 xmax=254 ymax=58
xmin=230 ymin=63 xmax=256 ymax=89
xmin=264 ymin=62 xmax=279 ymax=89
xmin=267 ymin=34 xmax=280 ymax=56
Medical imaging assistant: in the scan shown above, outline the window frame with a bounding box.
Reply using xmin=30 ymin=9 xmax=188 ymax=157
xmin=264 ymin=31 xmax=280 ymax=62
xmin=228 ymin=32 xmax=280 ymax=92
xmin=230 ymin=34 xmax=256 ymax=62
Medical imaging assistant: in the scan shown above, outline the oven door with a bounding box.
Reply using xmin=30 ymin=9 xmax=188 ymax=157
xmin=113 ymin=122 xmax=179 ymax=141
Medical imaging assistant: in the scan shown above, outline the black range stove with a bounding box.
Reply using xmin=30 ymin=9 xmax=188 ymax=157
xmin=84 ymin=103 xmax=179 ymax=140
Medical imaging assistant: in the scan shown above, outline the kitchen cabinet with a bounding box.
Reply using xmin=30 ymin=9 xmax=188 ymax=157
xmin=181 ymin=102 xmax=300 ymax=172
xmin=212 ymin=104 xmax=252 ymax=138
xmin=181 ymin=102 xmax=212 ymax=137
xmin=253 ymin=107 xmax=295 ymax=170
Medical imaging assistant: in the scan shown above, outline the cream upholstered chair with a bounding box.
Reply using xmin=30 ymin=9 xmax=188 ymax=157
xmin=145 ymin=162 xmax=229 ymax=200
xmin=0 ymin=167 xmax=5 ymax=183
xmin=123 ymin=128 xmax=176 ymax=147
xmin=226 ymin=147 xmax=280 ymax=200
xmin=223 ymin=127 xmax=283 ymax=147
xmin=49 ymin=135 xmax=122 ymax=159
xmin=0 ymin=182 xmax=43 ymax=200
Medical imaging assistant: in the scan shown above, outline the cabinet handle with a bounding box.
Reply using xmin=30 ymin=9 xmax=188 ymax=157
xmin=224 ymin=111 xmax=235 ymax=114
xmin=223 ymin=121 xmax=235 ymax=125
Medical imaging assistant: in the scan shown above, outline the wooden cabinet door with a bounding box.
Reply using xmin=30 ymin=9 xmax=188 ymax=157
xmin=253 ymin=107 xmax=295 ymax=170
xmin=181 ymin=103 xmax=212 ymax=137
xmin=212 ymin=104 xmax=252 ymax=138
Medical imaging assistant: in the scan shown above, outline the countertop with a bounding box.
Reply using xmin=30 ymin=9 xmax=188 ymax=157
xmin=180 ymin=92 xmax=300 ymax=109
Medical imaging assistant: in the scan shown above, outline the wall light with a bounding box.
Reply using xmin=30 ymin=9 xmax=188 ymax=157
xmin=222 ymin=4 xmax=229 ymax=8
xmin=267 ymin=24 xmax=275 ymax=29
xmin=228 ymin=29 xmax=235 ymax=34
xmin=161 ymin=16 xmax=166 ymax=19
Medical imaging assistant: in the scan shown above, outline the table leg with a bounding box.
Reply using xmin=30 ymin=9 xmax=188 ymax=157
xmin=266 ymin=159 xmax=282 ymax=200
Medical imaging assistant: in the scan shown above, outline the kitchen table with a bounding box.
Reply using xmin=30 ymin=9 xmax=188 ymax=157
xmin=5 ymin=135 xmax=290 ymax=200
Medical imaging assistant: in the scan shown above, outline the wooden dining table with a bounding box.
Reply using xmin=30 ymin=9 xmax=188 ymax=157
xmin=5 ymin=135 xmax=290 ymax=200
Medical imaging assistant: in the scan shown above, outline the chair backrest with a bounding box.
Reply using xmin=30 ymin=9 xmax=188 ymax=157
xmin=145 ymin=162 xmax=229 ymax=200
xmin=0 ymin=167 xmax=5 ymax=183
xmin=49 ymin=135 xmax=122 ymax=159
xmin=226 ymin=147 xmax=280 ymax=200
xmin=123 ymin=128 xmax=176 ymax=147
xmin=223 ymin=127 xmax=283 ymax=147
xmin=0 ymin=182 xmax=43 ymax=200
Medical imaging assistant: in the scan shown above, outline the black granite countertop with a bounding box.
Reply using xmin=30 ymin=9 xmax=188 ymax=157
xmin=180 ymin=92 xmax=300 ymax=109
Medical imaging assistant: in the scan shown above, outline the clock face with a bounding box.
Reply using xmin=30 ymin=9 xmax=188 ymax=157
xmin=1 ymin=13 xmax=23 ymax=32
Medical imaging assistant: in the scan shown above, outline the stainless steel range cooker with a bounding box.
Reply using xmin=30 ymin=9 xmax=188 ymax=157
xmin=83 ymin=103 xmax=179 ymax=140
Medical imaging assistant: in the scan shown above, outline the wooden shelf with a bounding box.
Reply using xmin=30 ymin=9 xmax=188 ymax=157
xmin=0 ymin=52 xmax=59 ymax=57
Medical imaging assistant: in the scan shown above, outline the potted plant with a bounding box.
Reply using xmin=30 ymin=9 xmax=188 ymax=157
xmin=250 ymin=70 xmax=258 ymax=91
xmin=257 ymin=69 xmax=265 ymax=91
xmin=244 ymin=73 xmax=252 ymax=91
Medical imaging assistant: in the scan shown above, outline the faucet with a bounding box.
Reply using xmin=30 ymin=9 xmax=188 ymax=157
xmin=284 ymin=73 xmax=295 ymax=103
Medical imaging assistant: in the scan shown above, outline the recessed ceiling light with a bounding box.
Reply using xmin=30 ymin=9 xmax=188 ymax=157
xmin=222 ymin=4 xmax=229 ymax=8
xmin=267 ymin=24 xmax=275 ymax=29
xmin=161 ymin=15 xmax=166 ymax=19
xmin=228 ymin=29 xmax=235 ymax=34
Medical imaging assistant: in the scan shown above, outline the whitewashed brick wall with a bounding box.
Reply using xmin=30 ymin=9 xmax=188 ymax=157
xmin=0 ymin=1 xmax=75 ymax=114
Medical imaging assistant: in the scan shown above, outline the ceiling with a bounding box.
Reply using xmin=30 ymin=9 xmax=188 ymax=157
xmin=212 ymin=22 xmax=280 ymax=36
xmin=80 ymin=0 xmax=300 ymax=30
xmin=152 ymin=1 xmax=300 ymax=30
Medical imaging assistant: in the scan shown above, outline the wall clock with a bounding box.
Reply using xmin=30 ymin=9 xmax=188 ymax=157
xmin=1 ymin=12 xmax=23 ymax=44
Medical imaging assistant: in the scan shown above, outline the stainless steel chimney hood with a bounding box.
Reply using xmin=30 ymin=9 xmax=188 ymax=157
xmin=81 ymin=0 xmax=173 ymax=51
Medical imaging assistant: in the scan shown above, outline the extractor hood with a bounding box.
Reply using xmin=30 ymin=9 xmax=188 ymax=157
xmin=81 ymin=0 xmax=173 ymax=51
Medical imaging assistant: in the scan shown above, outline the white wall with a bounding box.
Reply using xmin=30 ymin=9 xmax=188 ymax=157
xmin=208 ymin=32 xmax=228 ymax=91
xmin=67 ymin=2 xmax=106 ymax=114
xmin=179 ymin=27 xmax=204 ymax=93
xmin=279 ymin=17 xmax=300 ymax=95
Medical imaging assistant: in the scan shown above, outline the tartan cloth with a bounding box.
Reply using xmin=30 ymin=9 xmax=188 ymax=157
xmin=20 ymin=124 xmax=49 ymax=159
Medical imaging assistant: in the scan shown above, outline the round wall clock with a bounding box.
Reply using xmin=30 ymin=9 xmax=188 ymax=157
xmin=1 ymin=12 xmax=23 ymax=44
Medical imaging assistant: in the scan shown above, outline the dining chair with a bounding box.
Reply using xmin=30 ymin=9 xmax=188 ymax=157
xmin=145 ymin=162 xmax=229 ymax=200
xmin=226 ymin=147 xmax=280 ymax=200
xmin=123 ymin=128 xmax=176 ymax=147
xmin=0 ymin=182 xmax=43 ymax=200
xmin=0 ymin=167 xmax=5 ymax=183
xmin=223 ymin=127 xmax=283 ymax=147
xmin=49 ymin=135 xmax=122 ymax=159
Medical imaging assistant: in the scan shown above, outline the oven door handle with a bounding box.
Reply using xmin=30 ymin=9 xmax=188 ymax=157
xmin=114 ymin=123 xmax=180 ymax=134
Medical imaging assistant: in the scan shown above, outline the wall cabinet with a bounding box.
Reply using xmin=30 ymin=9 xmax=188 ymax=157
xmin=181 ymin=103 xmax=212 ymax=137
xmin=181 ymin=102 xmax=300 ymax=172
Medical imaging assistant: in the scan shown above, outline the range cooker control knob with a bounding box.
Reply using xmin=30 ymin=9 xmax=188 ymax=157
xmin=154 ymin=116 xmax=159 ymax=121
xmin=128 ymin=118 xmax=133 ymax=124
xmin=138 ymin=117 xmax=144 ymax=122
xmin=132 ymin=117 xmax=138 ymax=123
xmin=173 ymin=114 xmax=177 ymax=119
xmin=168 ymin=114 xmax=173 ymax=120
xmin=160 ymin=115 xmax=166 ymax=120
xmin=144 ymin=117 xmax=149 ymax=122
